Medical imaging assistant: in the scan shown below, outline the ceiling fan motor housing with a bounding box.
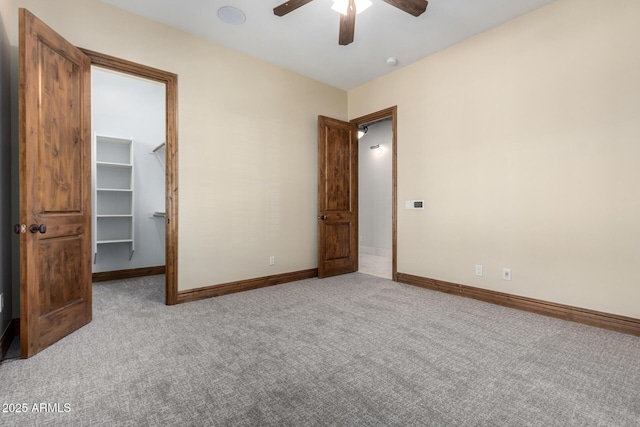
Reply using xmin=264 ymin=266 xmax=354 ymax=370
xmin=273 ymin=0 xmax=428 ymax=46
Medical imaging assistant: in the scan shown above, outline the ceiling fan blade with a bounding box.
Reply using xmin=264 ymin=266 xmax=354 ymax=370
xmin=338 ymin=0 xmax=356 ymax=46
xmin=273 ymin=0 xmax=314 ymax=17
xmin=381 ymin=0 xmax=428 ymax=17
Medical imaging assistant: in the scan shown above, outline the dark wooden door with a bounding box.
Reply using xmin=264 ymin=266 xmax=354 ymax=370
xmin=19 ymin=9 xmax=92 ymax=358
xmin=317 ymin=116 xmax=358 ymax=278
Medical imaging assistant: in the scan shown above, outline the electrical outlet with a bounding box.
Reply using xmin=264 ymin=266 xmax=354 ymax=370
xmin=475 ymin=265 xmax=483 ymax=277
xmin=269 ymin=256 xmax=275 ymax=266
xmin=503 ymin=268 xmax=512 ymax=281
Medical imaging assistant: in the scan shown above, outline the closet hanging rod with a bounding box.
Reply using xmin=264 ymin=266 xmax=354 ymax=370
xmin=152 ymin=142 xmax=166 ymax=153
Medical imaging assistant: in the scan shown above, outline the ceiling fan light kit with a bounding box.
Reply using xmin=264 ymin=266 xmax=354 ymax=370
xmin=273 ymin=0 xmax=428 ymax=46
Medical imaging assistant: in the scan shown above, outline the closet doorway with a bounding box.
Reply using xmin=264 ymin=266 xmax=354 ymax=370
xmin=352 ymin=107 xmax=397 ymax=281
xmin=91 ymin=67 xmax=166 ymax=275
xmin=82 ymin=49 xmax=179 ymax=305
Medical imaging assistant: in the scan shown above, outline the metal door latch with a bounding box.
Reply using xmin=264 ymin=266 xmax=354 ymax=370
xmin=14 ymin=224 xmax=27 ymax=234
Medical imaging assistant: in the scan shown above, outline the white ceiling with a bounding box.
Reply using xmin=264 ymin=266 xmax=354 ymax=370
xmin=102 ymin=0 xmax=557 ymax=90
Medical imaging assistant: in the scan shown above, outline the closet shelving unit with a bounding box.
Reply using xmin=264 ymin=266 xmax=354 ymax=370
xmin=93 ymin=135 xmax=135 ymax=263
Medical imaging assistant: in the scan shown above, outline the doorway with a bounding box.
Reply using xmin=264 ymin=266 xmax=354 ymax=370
xmin=357 ymin=118 xmax=393 ymax=279
xmin=81 ymin=49 xmax=179 ymax=305
xmin=91 ymin=67 xmax=166 ymax=274
xmin=351 ymin=107 xmax=397 ymax=281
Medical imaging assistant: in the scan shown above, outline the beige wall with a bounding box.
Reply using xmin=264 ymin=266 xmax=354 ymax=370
xmin=349 ymin=0 xmax=640 ymax=318
xmin=11 ymin=0 xmax=347 ymax=291
xmin=9 ymin=0 xmax=640 ymax=320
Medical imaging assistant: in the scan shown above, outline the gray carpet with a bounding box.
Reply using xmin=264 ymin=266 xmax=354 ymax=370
xmin=1 ymin=273 xmax=639 ymax=426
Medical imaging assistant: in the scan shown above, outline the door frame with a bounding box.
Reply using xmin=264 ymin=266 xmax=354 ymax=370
xmin=80 ymin=49 xmax=179 ymax=305
xmin=350 ymin=106 xmax=398 ymax=281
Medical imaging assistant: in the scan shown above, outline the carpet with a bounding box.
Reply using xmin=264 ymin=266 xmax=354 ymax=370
xmin=1 ymin=273 xmax=639 ymax=426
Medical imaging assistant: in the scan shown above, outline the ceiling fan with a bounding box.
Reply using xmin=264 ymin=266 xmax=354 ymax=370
xmin=273 ymin=0 xmax=429 ymax=46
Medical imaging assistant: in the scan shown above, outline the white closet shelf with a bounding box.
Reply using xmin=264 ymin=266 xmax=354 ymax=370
xmin=96 ymin=188 xmax=133 ymax=192
xmin=97 ymin=239 xmax=134 ymax=244
xmin=97 ymin=161 xmax=132 ymax=168
xmin=97 ymin=214 xmax=133 ymax=218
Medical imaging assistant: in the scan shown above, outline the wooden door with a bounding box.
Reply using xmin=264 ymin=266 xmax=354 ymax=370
xmin=317 ymin=116 xmax=358 ymax=278
xmin=19 ymin=9 xmax=92 ymax=358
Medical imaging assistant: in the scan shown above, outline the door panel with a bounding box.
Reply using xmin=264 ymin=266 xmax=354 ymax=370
xmin=325 ymin=223 xmax=351 ymax=260
xmin=317 ymin=116 xmax=358 ymax=278
xmin=19 ymin=8 xmax=92 ymax=358
xmin=39 ymin=42 xmax=83 ymax=213
xmin=38 ymin=237 xmax=84 ymax=313
xmin=325 ymin=127 xmax=352 ymax=211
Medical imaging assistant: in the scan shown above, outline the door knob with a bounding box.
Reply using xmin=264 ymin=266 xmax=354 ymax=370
xmin=318 ymin=215 xmax=327 ymax=220
xmin=14 ymin=224 xmax=26 ymax=234
xmin=29 ymin=224 xmax=47 ymax=234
